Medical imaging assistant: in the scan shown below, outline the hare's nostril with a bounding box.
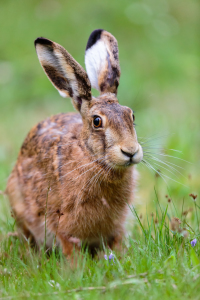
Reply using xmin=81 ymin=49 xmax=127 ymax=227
xmin=121 ymin=149 xmax=136 ymax=158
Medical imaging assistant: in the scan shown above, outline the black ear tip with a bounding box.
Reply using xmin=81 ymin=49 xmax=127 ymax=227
xmin=86 ymin=29 xmax=104 ymax=51
xmin=34 ymin=37 xmax=53 ymax=48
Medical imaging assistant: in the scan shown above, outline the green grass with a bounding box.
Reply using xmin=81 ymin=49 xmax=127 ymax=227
xmin=1 ymin=192 xmax=200 ymax=299
xmin=0 ymin=0 xmax=199 ymax=299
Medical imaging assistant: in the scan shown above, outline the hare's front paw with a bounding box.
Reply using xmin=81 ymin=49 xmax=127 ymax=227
xmin=58 ymin=233 xmax=81 ymax=256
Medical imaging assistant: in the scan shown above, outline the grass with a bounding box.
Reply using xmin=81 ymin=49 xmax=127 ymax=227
xmin=0 ymin=0 xmax=199 ymax=299
xmin=1 ymin=190 xmax=200 ymax=299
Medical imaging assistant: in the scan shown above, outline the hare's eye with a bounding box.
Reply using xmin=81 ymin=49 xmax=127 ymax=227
xmin=132 ymin=114 xmax=135 ymax=123
xmin=93 ymin=116 xmax=102 ymax=128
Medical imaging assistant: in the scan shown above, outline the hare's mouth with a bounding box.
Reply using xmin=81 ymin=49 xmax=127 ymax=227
xmin=120 ymin=159 xmax=138 ymax=168
xmin=104 ymin=144 xmax=143 ymax=169
xmin=108 ymin=159 xmax=136 ymax=169
xmin=124 ymin=160 xmax=135 ymax=167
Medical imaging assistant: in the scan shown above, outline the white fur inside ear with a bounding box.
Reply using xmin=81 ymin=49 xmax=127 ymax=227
xmin=58 ymin=90 xmax=68 ymax=98
xmin=85 ymin=40 xmax=107 ymax=90
xmin=36 ymin=44 xmax=57 ymax=67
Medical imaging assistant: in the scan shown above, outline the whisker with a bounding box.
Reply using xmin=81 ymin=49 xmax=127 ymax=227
xmin=142 ymin=159 xmax=161 ymax=176
xmin=76 ymin=159 xmax=106 ymax=202
xmin=145 ymin=158 xmax=182 ymax=179
xmin=168 ymin=149 xmax=182 ymax=153
xmin=142 ymin=159 xmax=187 ymax=187
xmin=139 ymin=130 xmax=171 ymax=140
xmin=90 ymin=171 xmax=103 ymax=194
xmin=60 ymin=158 xmax=100 ymax=180
xmin=142 ymin=147 xmax=182 ymax=154
xmin=99 ymin=164 xmax=112 ymax=187
xmin=150 ymin=153 xmax=191 ymax=164
xmin=139 ymin=132 xmax=174 ymax=145
xmin=143 ymin=153 xmax=185 ymax=171
xmin=87 ymin=168 xmax=104 ymax=195
xmin=73 ymin=157 xmax=105 ymax=181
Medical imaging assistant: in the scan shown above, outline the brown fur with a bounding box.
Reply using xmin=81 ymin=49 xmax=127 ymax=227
xmin=6 ymin=30 xmax=143 ymax=257
xmin=99 ymin=31 xmax=120 ymax=94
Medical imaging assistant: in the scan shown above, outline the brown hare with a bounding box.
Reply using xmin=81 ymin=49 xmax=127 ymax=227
xmin=6 ymin=29 xmax=143 ymax=257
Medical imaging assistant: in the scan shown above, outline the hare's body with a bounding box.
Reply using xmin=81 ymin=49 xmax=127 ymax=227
xmin=7 ymin=112 xmax=135 ymax=250
xmin=6 ymin=30 xmax=143 ymax=256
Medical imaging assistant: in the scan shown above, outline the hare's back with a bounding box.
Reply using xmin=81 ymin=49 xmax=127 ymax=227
xmin=10 ymin=112 xmax=82 ymax=190
xmin=7 ymin=112 xmax=82 ymax=218
xmin=20 ymin=112 xmax=82 ymax=157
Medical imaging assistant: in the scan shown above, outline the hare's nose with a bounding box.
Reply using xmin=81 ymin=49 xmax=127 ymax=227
xmin=121 ymin=149 xmax=136 ymax=159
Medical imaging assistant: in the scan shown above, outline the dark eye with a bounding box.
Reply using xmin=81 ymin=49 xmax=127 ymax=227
xmin=132 ymin=114 xmax=135 ymax=123
xmin=93 ymin=116 xmax=102 ymax=128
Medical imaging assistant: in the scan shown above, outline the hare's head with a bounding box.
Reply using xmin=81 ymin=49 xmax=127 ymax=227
xmin=35 ymin=29 xmax=143 ymax=168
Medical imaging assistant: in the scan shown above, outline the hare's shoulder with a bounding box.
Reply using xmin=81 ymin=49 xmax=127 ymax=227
xmin=20 ymin=112 xmax=82 ymax=157
xmin=49 ymin=112 xmax=82 ymax=129
xmin=39 ymin=112 xmax=82 ymax=135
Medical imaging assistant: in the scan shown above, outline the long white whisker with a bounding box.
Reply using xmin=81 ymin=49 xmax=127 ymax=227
xmin=99 ymin=164 xmax=112 ymax=187
xmin=151 ymin=153 xmax=191 ymax=164
xmin=87 ymin=168 xmax=104 ymax=195
xmin=142 ymin=159 xmax=168 ymax=185
xmin=141 ymin=160 xmax=154 ymax=175
xmin=139 ymin=133 xmax=174 ymax=145
xmin=142 ymin=147 xmax=182 ymax=154
xmin=138 ymin=130 xmax=171 ymax=140
xmin=146 ymin=159 xmax=181 ymax=179
xmin=144 ymin=153 xmax=185 ymax=172
xmin=142 ymin=159 xmax=187 ymax=187
xmin=76 ymin=159 xmax=106 ymax=202
xmin=60 ymin=158 xmax=100 ymax=180
xmin=73 ymin=157 xmax=105 ymax=180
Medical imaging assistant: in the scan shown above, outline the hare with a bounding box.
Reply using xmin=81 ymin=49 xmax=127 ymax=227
xmin=6 ymin=29 xmax=143 ymax=257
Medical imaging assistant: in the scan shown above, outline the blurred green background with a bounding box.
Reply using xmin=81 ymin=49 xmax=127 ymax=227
xmin=0 ymin=0 xmax=199 ymax=225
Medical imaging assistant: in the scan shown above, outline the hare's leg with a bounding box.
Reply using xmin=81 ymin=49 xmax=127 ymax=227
xmin=6 ymin=171 xmax=36 ymax=243
xmin=108 ymin=232 xmax=124 ymax=252
xmin=57 ymin=233 xmax=81 ymax=256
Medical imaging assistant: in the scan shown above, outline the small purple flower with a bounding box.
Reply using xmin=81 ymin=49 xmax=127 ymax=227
xmin=191 ymin=238 xmax=197 ymax=247
xmin=104 ymin=253 xmax=115 ymax=263
xmin=109 ymin=253 xmax=114 ymax=262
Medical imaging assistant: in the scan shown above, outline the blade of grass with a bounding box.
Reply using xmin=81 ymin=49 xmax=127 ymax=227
xmin=128 ymin=203 xmax=147 ymax=239
xmin=160 ymin=205 xmax=168 ymax=236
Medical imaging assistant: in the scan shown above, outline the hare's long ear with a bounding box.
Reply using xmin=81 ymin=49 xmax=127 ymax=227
xmin=85 ymin=29 xmax=121 ymax=95
xmin=34 ymin=37 xmax=91 ymax=111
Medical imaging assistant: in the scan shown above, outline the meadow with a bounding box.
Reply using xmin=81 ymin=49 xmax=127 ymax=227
xmin=0 ymin=0 xmax=199 ymax=299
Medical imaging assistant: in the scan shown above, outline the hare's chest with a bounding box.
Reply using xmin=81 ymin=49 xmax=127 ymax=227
xmin=71 ymin=196 xmax=127 ymax=240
